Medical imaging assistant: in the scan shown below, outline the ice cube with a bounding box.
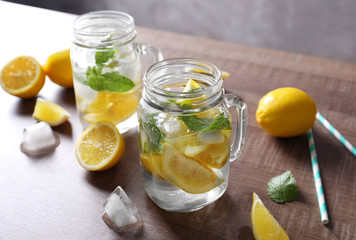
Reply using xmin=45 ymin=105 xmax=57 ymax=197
xmin=197 ymin=131 xmax=224 ymax=144
xmin=161 ymin=116 xmax=183 ymax=135
xmin=102 ymin=186 xmax=143 ymax=233
xmin=20 ymin=122 xmax=60 ymax=156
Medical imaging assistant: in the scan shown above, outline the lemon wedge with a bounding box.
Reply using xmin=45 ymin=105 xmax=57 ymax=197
xmin=251 ymin=192 xmax=289 ymax=240
xmin=183 ymin=79 xmax=200 ymax=92
xmin=32 ymin=98 xmax=70 ymax=126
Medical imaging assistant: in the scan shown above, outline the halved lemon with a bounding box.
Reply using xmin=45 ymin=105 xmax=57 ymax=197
xmin=0 ymin=56 xmax=45 ymax=98
xmin=32 ymin=98 xmax=70 ymax=126
xmin=161 ymin=144 xmax=223 ymax=194
xmin=75 ymin=122 xmax=124 ymax=171
xmin=43 ymin=49 xmax=73 ymax=88
xmin=251 ymin=192 xmax=289 ymax=240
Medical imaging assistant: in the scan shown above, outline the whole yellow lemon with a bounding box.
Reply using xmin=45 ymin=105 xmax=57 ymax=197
xmin=43 ymin=49 xmax=73 ymax=88
xmin=256 ymin=87 xmax=317 ymax=137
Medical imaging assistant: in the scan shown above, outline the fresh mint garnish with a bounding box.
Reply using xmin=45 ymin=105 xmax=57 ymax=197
xmin=140 ymin=116 xmax=165 ymax=154
xmin=86 ymin=67 xmax=135 ymax=93
xmin=85 ymin=49 xmax=135 ymax=92
xmin=95 ymin=50 xmax=116 ymax=65
xmin=267 ymin=170 xmax=298 ymax=203
xmin=179 ymin=113 xmax=231 ymax=133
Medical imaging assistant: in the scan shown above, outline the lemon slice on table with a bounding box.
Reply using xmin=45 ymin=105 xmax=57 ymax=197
xmin=75 ymin=122 xmax=125 ymax=171
xmin=161 ymin=144 xmax=223 ymax=194
xmin=0 ymin=56 xmax=45 ymax=98
xmin=32 ymin=98 xmax=70 ymax=126
xmin=251 ymin=192 xmax=289 ymax=240
xmin=43 ymin=49 xmax=73 ymax=88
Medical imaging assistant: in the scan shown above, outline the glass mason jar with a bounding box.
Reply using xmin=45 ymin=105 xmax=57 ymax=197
xmin=138 ymin=58 xmax=248 ymax=212
xmin=71 ymin=11 xmax=162 ymax=133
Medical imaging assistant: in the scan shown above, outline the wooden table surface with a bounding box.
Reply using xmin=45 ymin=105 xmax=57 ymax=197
xmin=1 ymin=2 xmax=355 ymax=239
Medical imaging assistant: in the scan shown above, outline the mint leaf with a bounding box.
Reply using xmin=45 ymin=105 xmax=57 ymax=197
xmin=140 ymin=116 xmax=165 ymax=154
xmin=204 ymin=113 xmax=232 ymax=132
xmin=267 ymin=170 xmax=298 ymax=203
xmin=179 ymin=115 xmax=214 ymax=132
xmin=95 ymin=50 xmax=116 ymax=65
xmin=179 ymin=113 xmax=231 ymax=133
xmin=86 ymin=67 xmax=135 ymax=93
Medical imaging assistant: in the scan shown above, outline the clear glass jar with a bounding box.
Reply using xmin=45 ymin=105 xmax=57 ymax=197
xmin=138 ymin=58 xmax=248 ymax=212
xmin=71 ymin=11 xmax=162 ymax=133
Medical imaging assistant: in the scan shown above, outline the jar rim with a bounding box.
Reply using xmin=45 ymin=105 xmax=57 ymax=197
xmin=143 ymin=58 xmax=224 ymax=113
xmin=144 ymin=58 xmax=222 ymax=95
xmin=72 ymin=11 xmax=137 ymax=48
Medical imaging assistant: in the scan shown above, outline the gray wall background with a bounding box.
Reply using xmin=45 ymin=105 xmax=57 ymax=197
xmin=6 ymin=0 xmax=356 ymax=62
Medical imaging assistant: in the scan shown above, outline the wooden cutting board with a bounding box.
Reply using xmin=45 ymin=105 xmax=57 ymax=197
xmin=1 ymin=24 xmax=355 ymax=239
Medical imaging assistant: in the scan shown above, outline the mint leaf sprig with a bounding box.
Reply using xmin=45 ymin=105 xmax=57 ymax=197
xmin=179 ymin=113 xmax=231 ymax=133
xmin=267 ymin=170 xmax=298 ymax=203
xmin=140 ymin=115 xmax=165 ymax=154
xmin=85 ymin=49 xmax=135 ymax=93
xmin=95 ymin=50 xmax=116 ymax=65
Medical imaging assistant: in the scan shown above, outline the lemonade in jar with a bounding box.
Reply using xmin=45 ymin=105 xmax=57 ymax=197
xmin=71 ymin=11 xmax=162 ymax=132
xmin=138 ymin=59 xmax=247 ymax=212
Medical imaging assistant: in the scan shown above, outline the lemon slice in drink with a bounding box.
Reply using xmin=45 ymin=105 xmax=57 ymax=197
xmin=251 ymin=192 xmax=289 ymax=240
xmin=140 ymin=154 xmax=164 ymax=179
xmin=75 ymin=122 xmax=124 ymax=171
xmin=84 ymin=94 xmax=139 ymax=124
xmin=32 ymin=98 xmax=70 ymax=126
xmin=183 ymin=79 xmax=200 ymax=92
xmin=161 ymin=144 xmax=223 ymax=194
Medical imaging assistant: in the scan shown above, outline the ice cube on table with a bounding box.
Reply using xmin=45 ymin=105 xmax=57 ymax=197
xmin=102 ymin=186 xmax=143 ymax=233
xmin=20 ymin=121 xmax=60 ymax=156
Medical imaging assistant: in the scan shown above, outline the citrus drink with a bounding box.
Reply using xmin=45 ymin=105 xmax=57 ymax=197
xmin=72 ymin=50 xmax=142 ymax=131
xmin=138 ymin=78 xmax=232 ymax=211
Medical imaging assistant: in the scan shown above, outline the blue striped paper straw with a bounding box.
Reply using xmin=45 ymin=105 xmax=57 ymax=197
xmin=307 ymin=129 xmax=329 ymax=224
xmin=316 ymin=112 xmax=356 ymax=158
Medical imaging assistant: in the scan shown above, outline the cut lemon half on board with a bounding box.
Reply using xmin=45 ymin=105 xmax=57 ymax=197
xmin=75 ymin=122 xmax=125 ymax=171
xmin=251 ymin=192 xmax=289 ymax=240
xmin=161 ymin=144 xmax=223 ymax=194
xmin=43 ymin=49 xmax=73 ymax=88
xmin=0 ymin=56 xmax=45 ymax=98
xmin=32 ymin=98 xmax=70 ymax=126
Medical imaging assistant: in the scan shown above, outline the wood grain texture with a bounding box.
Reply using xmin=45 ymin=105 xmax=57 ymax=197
xmin=1 ymin=5 xmax=355 ymax=239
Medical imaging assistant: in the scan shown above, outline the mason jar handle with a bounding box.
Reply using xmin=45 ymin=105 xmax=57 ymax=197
xmin=134 ymin=42 xmax=163 ymax=62
xmin=225 ymin=94 xmax=248 ymax=162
